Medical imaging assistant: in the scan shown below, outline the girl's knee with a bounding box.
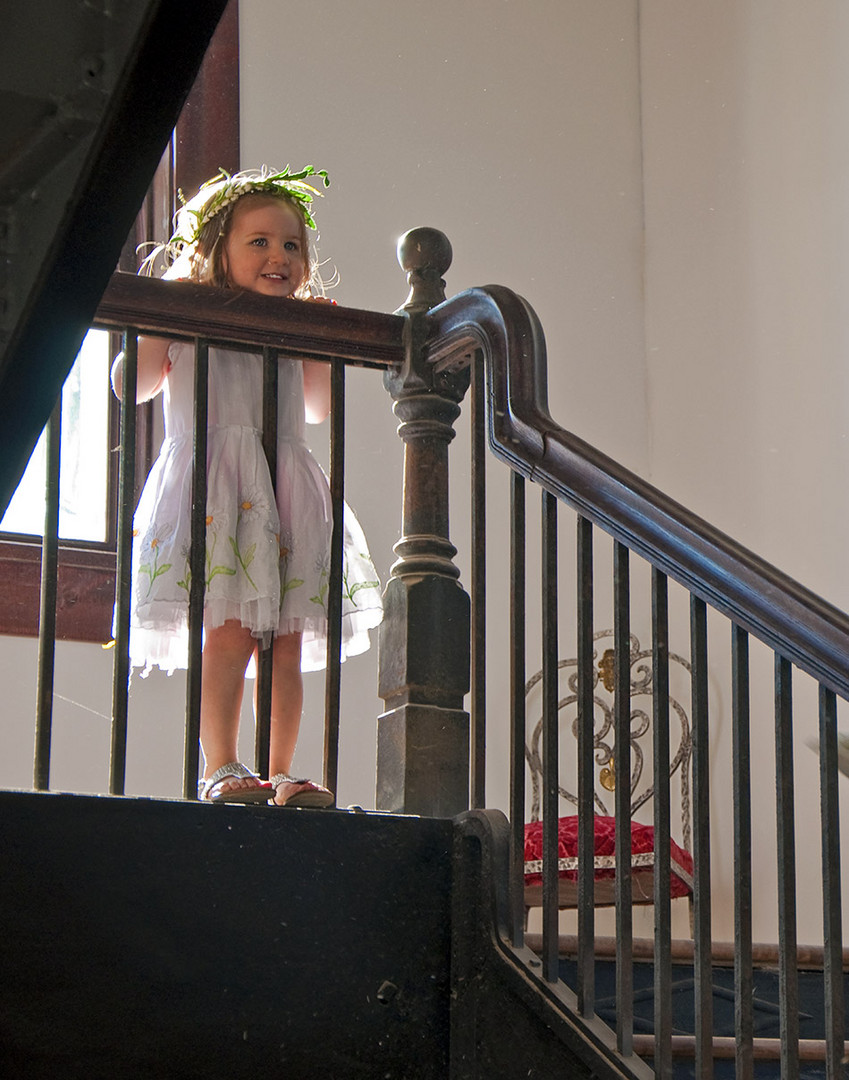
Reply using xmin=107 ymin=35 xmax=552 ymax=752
xmin=272 ymin=631 xmax=302 ymax=670
xmin=204 ymin=620 xmax=255 ymax=664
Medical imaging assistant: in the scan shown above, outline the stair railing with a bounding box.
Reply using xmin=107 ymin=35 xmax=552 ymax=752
xmin=10 ymin=230 xmax=477 ymax=811
xmin=24 ymin=270 xmax=405 ymax=800
xmin=413 ymin=258 xmax=849 ymax=1078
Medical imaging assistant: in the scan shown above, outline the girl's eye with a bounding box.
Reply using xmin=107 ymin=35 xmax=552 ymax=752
xmin=285 ymin=241 xmax=300 ymax=252
xmin=251 ymin=237 xmax=268 ymax=247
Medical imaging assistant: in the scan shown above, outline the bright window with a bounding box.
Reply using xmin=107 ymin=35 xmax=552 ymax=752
xmin=0 ymin=330 xmax=112 ymax=543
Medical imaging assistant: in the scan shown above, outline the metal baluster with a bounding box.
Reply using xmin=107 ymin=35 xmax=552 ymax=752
xmin=818 ymin=685 xmax=844 ymax=1080
xmin=576 ymin=515 xmax=595 ymax=1015
xmin=110 ymin=330 xmax=137 ymax=795
xmin=509 ymin=470 xmax=526 ymax=948
xmin=613 ymin=541 xmax=633 ymax=1054
xmin=183 ymin=339 xmax=208 ymax=800
xmin=732 ymin=624 xmax=754 ymax=1079
xmin=652 ymin=568 xmax=672 ymax=1080
xmin=541 ymin=490 xmax=559 ymax=983
xmin=775 ymin=655 xmax=799 ymax=1078
xmin=255 ymin=346 xmax=278 ymax=779
xmin=33 ymin=399 xmax=62 ymax=791
xmin=690 ymin=595 xmax=713 ymax=1079
xmin=323 ymin=359 xmax=344 ymax=801
xmin=470 ymin=350 xmax=486 ymax=809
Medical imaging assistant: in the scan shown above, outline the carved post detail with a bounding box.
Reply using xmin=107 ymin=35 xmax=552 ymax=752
xmin=376 ymin=228 xmax=472 ymax=817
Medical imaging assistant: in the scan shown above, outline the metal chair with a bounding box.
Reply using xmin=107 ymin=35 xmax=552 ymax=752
xmin=523 ymin=630 xmax=694 ymax=911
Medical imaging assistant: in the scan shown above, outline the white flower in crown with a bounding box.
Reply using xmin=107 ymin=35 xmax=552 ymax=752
xmin=139 ymin=166 xmax=329 ymax=279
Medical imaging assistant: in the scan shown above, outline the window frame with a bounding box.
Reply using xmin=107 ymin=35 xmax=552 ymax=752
xmin=0 ymin=0 xmax=240 ymax=643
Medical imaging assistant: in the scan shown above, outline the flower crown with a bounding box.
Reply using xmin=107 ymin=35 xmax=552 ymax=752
xmin=171 ymin=165 xmax=330 ymax=250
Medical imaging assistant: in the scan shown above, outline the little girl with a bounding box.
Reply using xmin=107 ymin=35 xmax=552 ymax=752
xmin=111 ymin=166 xmax=382 ymax=806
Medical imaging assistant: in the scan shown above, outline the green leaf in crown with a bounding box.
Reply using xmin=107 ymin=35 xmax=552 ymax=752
xmin=172 ymin=165 xmax=331 ymax=247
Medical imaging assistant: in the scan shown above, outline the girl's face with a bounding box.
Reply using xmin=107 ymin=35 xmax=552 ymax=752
xmin=221 ymin=196 xmax=307 ymax=297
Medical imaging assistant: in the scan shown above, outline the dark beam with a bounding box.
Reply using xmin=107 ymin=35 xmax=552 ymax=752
xmin=0 ymin=0 xmax=230 ymax=517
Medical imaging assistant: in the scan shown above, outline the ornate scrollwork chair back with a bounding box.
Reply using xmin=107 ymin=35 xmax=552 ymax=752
xmin=523 ymin=630 xmax=695 ymax=913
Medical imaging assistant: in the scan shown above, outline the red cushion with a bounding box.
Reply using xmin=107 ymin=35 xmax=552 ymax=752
xmin=524 ymin=815 xmax=694 ymax=905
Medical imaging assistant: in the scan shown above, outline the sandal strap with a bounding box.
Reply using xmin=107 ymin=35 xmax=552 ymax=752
xmin=270 ymin=773 xmax=310 ymax=787
xmin=200 ymin=761 xmax=261 ymax=797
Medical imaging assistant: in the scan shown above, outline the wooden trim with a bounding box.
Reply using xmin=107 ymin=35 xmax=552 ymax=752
xmin=0 ymin=542 xmax=115 ymax=643
xmin=175 ymin=0 xmax=240 ymax=195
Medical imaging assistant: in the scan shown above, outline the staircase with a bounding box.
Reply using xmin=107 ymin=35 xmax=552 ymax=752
xmin=1 ymin=791 xmax=621 ymax=1080
xmin=2 ymin=5 xmax=849 ymax=1079
xmin=550 ymin=937 xmax=846 ymax=1078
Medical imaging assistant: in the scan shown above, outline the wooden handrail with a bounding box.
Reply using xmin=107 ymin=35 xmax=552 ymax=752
xmin=90 ymin=272 xmax=849 ymax=707
xmin=95 ymin=272 xmax=406 ymax=369
xmin=423 ymin=284 xmax=849 ymax=702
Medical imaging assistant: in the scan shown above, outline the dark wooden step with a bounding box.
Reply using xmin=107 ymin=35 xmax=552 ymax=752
xmin=525 ymin=933 xmax=849 ymax=1073
xmin=527 ymin=933 xmax=849 ymax=971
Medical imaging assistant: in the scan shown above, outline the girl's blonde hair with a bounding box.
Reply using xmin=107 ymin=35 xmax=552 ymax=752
xmin=144 ymin=166 xmax=329 ymax=296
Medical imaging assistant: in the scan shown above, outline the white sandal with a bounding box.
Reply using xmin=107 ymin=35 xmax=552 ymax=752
xmin=271 ymin=773 xmax=334 ymax=808
xmin=199 ymin=762 xmax=274 ymax=803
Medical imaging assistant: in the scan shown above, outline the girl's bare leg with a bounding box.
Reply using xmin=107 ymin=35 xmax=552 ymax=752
xmin=268 ymin=631 xmax=304 ymax=774
xmin=200 ymin=619 xmax=260 ymax=796
xmin=261 ymin=632 xmax=317 ymax=805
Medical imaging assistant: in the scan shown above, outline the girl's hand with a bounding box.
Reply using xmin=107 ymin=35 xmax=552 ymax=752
xmin=111 ymin=336 xmax=173 ymax=402
xmin=301 ymin=298 xmax=334 ymax=423
xmin=303 ymin=359 xmax=331 ymax=424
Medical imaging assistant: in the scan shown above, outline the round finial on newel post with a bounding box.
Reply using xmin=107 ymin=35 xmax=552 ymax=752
xmin=396 ymin=227 xmax=453 ymax=313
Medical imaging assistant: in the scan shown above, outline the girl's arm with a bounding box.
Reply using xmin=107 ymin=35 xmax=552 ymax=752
xmin=303 ymin=359 xmax=331 ymax=424
xmin=111 ymin=336 xmax=173 ymax=402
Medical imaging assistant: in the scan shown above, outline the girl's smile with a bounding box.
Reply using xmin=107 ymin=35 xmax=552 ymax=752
xmin=221 ymin=197 xmax=306 ymax=297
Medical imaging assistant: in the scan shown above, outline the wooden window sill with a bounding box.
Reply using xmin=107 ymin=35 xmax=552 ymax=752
xmin=0 ymin=541 xmax=116 ymax=643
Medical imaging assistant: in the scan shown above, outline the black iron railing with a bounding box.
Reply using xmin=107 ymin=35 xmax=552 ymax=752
xmin=423 ymin=280 xmax=849 ymax=1078
xmin=24 ymin=272 xmax=404 ymax=801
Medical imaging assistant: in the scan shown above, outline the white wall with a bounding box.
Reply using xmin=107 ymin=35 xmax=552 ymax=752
xmin=642 ymin=0 xmax=849 ymax=603
xmin=639 ymin=0 xmax=849 ymax=944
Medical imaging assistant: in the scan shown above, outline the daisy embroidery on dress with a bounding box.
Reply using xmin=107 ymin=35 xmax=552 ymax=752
xmin=236 ymin=492 xmax=269 ymax=523
xmin=310 ymin=552 xmax=330 ymax=613
xmin=138 ymin=522 xmax=174 ymax=597
xmin=341 ymin=552 xmax=380 ymax=608
xmin=176 ymin=511 xmax=236 ymax=593
xmin=229 ymin=491 xmax=271 ymax=591
xmin=278 ymin=530 xmax=304 ymax=603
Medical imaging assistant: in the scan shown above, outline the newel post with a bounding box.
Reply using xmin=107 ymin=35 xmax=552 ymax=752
xmin=376 ymin=228 xmax=471 ymax=816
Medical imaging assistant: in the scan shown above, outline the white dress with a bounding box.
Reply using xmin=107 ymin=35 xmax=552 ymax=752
xmin=129 ymin=342 xmax=383 ymax=674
